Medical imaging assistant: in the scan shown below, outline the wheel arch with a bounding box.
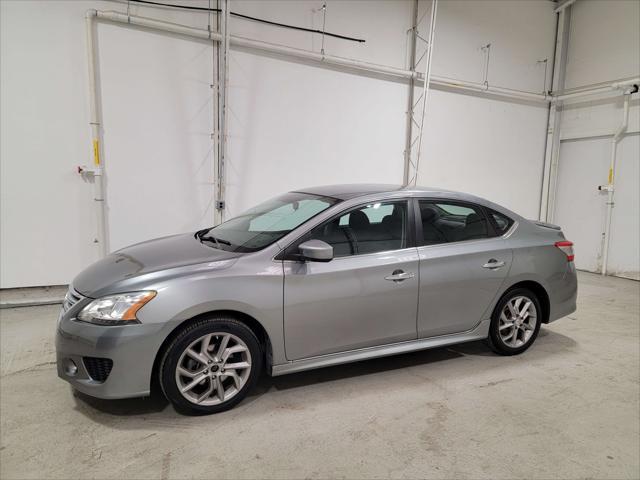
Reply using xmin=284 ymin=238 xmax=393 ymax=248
xmin=501 ymin=280 xmax=550 ymax=324
xmin=150 ymin=309 xmax=273 ymax=395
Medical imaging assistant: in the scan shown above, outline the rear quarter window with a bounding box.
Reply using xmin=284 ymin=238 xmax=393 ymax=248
xmin=488 ymin=209 xmax=514 ymax=235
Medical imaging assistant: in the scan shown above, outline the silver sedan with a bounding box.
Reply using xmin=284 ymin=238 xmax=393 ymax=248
xmin=56 ymin=184 xmax=577 ymax=414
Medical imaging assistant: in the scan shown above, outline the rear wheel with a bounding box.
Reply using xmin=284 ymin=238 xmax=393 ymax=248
xmin=159 ymin=316 xmax=262 ymax=415
xmin=487 ymin=288 xmax=541 ymax=355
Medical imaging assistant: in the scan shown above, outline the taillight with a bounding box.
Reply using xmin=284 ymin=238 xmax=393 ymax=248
xmin=555 ymin=241 xmax=574 ymax=262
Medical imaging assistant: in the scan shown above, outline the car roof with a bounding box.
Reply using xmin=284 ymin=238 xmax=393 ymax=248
xmin=292 ymin=183 xmax=523 ymax=221
xmin=294 ymin=183 xmax=452 ymax=200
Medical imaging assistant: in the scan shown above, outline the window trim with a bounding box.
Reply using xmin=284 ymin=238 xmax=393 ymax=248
xmin=414 ymin=197 xmax=499 ymax=247
xmin=276 ymin=198 xmax=416 ymax=261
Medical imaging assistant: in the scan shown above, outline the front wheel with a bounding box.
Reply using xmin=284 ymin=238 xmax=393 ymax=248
xmin=487 ymin=288 xmax=542 ymax=355
xmin=159 ymin=317 xmax=263 ymax=415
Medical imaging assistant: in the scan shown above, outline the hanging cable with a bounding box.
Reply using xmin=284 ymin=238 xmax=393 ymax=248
xmin=127 ymin=0 xmax=366 ymax=43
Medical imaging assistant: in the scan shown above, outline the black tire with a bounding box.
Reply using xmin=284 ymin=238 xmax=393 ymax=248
xmin=159 ymin=316 xmax=263 ymax=415
xmin=487 ymin=288 xmax=542 ymax=356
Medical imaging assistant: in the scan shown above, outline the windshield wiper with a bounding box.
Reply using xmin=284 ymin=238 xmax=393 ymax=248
xmin=195 ymin=228 xmax=232 ymax=249
xmin=200 ymin=235 xmax=232 ymax=248
xmin=195 ymin=228 xmax=211 ymax=239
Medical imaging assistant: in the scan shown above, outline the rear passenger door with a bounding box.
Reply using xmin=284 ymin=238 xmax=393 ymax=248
xmin=416 ymin=199 xmax=513 ymax=338
xmin=282 ymin=199 xmax=419 ymax=360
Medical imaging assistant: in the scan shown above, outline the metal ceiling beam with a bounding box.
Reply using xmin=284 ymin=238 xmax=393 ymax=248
xmin=92 ymin=9 xmax=548 ymax=105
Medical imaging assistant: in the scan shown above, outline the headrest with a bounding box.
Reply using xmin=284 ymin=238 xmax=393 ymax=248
xmin=421 ymin=205 xmax=439 ymax=223
xmin=391 ymin=206 xmax=403 ymax=219
xmin=382 ymin=207 xmax=403 ymax=226
xmin=349 ymin=210 xmax=371 ymax=229
xmin=466 ymin=213 xmax=482 ymax=225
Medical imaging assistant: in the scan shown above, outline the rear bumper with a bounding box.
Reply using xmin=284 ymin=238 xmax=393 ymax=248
xmin=55 ymin=311 xmax=165 ymax=399
xmin=547 ymin=262 xmax=578 ymax=323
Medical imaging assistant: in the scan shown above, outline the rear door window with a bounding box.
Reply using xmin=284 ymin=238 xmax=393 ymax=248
xmin=418 ymin=200 xmax=491 ymax=245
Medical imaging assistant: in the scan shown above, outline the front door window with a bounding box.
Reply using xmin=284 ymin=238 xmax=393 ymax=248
xmin=304 ymin=201 xmax=409 ymax=256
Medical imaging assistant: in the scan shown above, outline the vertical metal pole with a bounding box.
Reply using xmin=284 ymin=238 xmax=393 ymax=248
xmin=215 ymin=0 xmax=230 ymax=223
xmin=539 ymin=6 xmax=571 ymax=222
xmin=403 ymin=0 xmax=419 ymax=186
xmin=481 ymin=43 xmax=491 ymax=88
xmin=211 ymin=1 xmax=221 ymax=225
xmin=85 ymin=10 xmax=108 ymax=256
xmin=320 ymin=3 xmax=327 ymax=56
xmin=403 ymin=0 xmax=438 ymax=187
xmin=602 ymin=92 xmax=631 ymax=276
xmin=412 ymin=0 xmax=437 ymax=186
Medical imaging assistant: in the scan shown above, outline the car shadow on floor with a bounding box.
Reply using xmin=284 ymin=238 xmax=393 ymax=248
xmin=256 ymin=345 xmax=464 ymax=394
xmin=71 ymin=327 xmax=577 ymax=422
xmin=71 ymin=346 xmax=463 ymax=420
xmin=255 ymin=326 xmax=577 ymax=394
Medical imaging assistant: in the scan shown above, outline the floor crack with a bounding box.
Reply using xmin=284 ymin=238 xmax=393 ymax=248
xmin=0 ymin=360 xmax=56 ymax=378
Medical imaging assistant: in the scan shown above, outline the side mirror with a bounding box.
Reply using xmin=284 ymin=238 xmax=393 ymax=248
xmin=298 ymin=239 xmax=333 ymax=262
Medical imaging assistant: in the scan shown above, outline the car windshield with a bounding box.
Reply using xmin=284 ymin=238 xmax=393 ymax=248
xmin=197 ymin=192 xmax=339 ymax=252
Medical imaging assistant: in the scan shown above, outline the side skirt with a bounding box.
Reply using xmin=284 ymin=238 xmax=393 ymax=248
xmin=271 ymin=320 xmax=491 ymax=376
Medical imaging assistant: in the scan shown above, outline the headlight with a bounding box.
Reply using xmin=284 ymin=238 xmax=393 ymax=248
xmin=77 ymin=291 xmax=156 ymax=326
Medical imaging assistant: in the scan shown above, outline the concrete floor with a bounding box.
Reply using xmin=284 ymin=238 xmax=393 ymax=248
xmin=1 ymin=271 xmax=638 ymax=479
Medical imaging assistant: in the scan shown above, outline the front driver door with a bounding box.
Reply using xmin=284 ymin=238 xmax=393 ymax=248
xmin=283 ymin=199 xmax=419 ymax=360
xmin=416 ymin=199 xmax=513 ymax=338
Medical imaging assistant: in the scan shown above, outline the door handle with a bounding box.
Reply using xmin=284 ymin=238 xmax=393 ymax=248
xmin=385 ymin=270 xmax=415 ymax=282
xmin=482 ymin=259 xmax=506 ymax=269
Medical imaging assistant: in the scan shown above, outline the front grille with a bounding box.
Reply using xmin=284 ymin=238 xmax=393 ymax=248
xmin=62 ymin=286 xmax=84 ymax=313
xmin=83 ymin=357 xmax=113 ymax=383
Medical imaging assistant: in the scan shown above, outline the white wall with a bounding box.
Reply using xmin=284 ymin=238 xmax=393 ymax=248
xmin=224 ymin=0 xmax=414 ymax=217
xmin=1 ymin=1 xmax=105 ymax=288
xmin=564 ymin=0 xmax=640 ymax=90
xmin=1 ymin=0 xmax=556 ymax=287
xmin=96 ymin=22 xmax=215 ymax=252
xmin=553 ymin=0 xmax=640 ymax=279
xmin=227 ymin=0 xmax=557 ymax=221
xmin=418 ymin=0 xmax=555 ymax=218
xmin=225 ymin=51 xmax=407 ymax=218
xmin=433 ymin=0 xmax=554 ymax=93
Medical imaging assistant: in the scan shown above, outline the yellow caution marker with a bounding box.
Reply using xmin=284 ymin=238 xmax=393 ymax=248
xmin=93 ymin=139 xmax=100 ymax=166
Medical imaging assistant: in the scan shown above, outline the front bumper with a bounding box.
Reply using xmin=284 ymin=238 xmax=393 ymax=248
xmin=55 ymin=309 xmax=167 ymax=399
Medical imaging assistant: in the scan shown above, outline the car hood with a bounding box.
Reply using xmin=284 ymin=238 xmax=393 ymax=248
xmin=72 ymin=233 xmax=241 ymax=297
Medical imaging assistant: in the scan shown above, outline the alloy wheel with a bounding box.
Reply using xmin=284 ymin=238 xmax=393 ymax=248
xmin=175 ymin=332 xmax=252 ymax=406
xmin=498 ymin=295 xmax=538 ymax=348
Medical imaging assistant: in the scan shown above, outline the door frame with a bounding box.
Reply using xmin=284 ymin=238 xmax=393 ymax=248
xmin=278 ymin=196 xmax=420 ymax=361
